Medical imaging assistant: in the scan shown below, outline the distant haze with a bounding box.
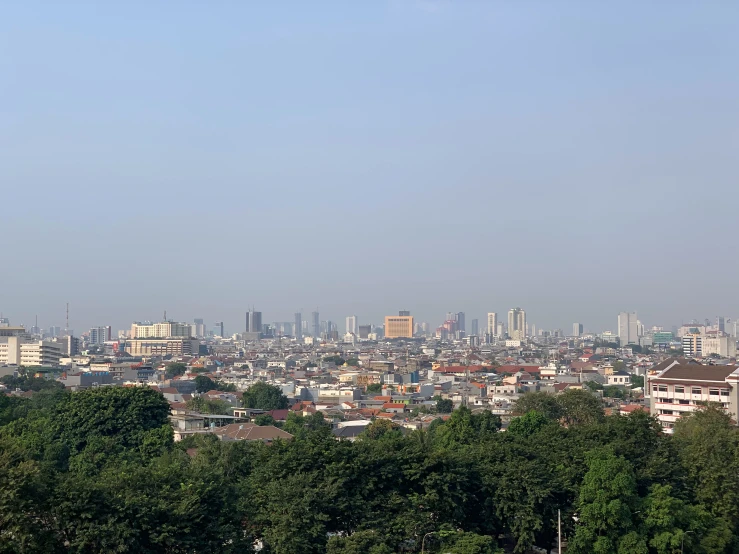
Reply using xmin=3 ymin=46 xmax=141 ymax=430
xmin=2 ymin=2 xmax=738 ymax=334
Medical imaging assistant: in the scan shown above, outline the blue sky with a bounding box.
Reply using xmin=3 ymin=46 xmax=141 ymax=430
xmin=2 ymin=1 xmax=738 ymax=334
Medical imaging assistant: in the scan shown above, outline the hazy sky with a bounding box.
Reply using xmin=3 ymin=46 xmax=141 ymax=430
xmin=2 ymin=1 xmax=738 ymax=335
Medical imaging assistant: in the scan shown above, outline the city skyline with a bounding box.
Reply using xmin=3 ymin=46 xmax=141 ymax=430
xmin=2 ymin=304 xmax=735 ymax=340
xmin=3 ymin=3 xmax=739 ymax=339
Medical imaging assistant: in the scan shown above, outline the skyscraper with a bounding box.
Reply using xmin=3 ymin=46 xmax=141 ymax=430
xmin=311 ymin=311 xmax=320 ymax=338
xmin=294 ymin=312 xmax=302 ymax=340
xmin=718 ymin=316 xmax=726 ymax=334
xmin=573 ymin=323 xmax=583 ymax=337
xmin=456 ymin=312 xmax=466 ymax=334
xmin=214 ymin=322 xmax=224 ymax=337
xmin=470 ymin=319 xmax=479 ymax=336
xmin=192 ymin=318 xmax=206 ymax=338
xmin=487 ymin=312 xmax=498 ymax=337
xmin=89 ymin=326 xmax=111 ymax=345
xmin=617 ymin=312 xmax=638 ymax=346
xmin=246 ymin=310 xmax=262 ymax=337
xmin=346 ymin=315 xmax=357 ymax=335
xmin=508 ymin=308 xmax=526 ymax=340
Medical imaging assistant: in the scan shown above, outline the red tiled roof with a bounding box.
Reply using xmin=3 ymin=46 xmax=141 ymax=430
xmin=382 ymin=403 xmax=406 ymax=409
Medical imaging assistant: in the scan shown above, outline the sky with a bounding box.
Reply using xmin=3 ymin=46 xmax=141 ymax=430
xmin=2 ymin=1 xmax=738 ymax=335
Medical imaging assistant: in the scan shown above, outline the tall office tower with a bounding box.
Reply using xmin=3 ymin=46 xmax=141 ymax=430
xmin=497 ymin=322 xmax=504 ymax=337
xmin=346 ymin=315 xmax=357 ymax=335
xmin=246 ymin=310 xmax=262 ymax=334
xmin=294 ymin=312 xmax=302 ymax=340
xmin=399 ymin=310 xmax=411 ymax=317
xmin=49 ymin=326 xmax=61 ymax=338
xmin=573 ymin=323 xmax=584 ymax=337
xmin=421 ymin=322 xmax=429 ymax=333
xmin=214 ymin=322 xmax=224 ymax=337
xmin=311 ymin=311 xmax=320 ymax=338
xmin=192 ymin=318 xmax=206 ymax=338
xmin=617 ymin=312 xmax=638 ymax=346
xmin=456 ymin=312 xmax=466 ymax=333
xmin=508 ymin=308 xmax=526 ymax=340
xmin=89 ymin=326 xmax=112 ymax=345
xmin=471 ymin=319 xmax=479 ymax=336
xmin=487 ymin=313 xmax=498 ymax=337
xmin=718 ymin=316 xmax=726 ymax=334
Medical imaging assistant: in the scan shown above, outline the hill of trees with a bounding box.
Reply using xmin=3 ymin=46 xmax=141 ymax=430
xmin=0 ymin=387 xmax=738 ymax=553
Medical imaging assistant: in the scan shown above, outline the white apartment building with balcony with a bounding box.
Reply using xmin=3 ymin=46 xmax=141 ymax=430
xmin=649 ymin=362 xmax=739 ymax=433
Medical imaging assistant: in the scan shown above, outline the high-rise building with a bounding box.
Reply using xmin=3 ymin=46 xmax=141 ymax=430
xmin=246 ymin=310 xmax=262 ymax=335
xmin=573 ymin=323 xmax=584 ymax=337
xmin=89 ymin=326 xmax=112 ymax=345
xmin=456 ymin=312 xmax=466 ymax=334
xmin=311 ymin=311 xmax=320 ymax=338
xmin=213 ymin=322 xmax=224 ymax=338
xmin=346 ymin=315 xmax=357 ymax=335
xmin=191 ymin=319 xmax=206 ymax=338
xmin=384 ymin=315 xmax=414 ymax=339
xmin=358 ymin=324 xmax=372 ymax=339
xmin=471 ymin=319 xmax=479 ymax=336
xmin=718 ymin=317 xmax=726 ymax=334
xmin=618 ymin=312 xmax=638 ymax=346
xmin=294 ymin=312 xmax=302 ymax=340
xmin=487 ymin=313 xmax=498 ymax=337
xmin=399 ymin=310 xmax=411 ymax=317
xmin=508 ymin=308 xmax=526 ymax=340
xmin=497 ymin=322 xmax=504 ymax=337
xmin=48 ymin=326 xmax=61 ymax=338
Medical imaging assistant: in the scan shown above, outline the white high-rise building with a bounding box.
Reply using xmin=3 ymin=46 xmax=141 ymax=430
xmin=508 ymin=308 xmax=526 ymax=341
xmin=487 ymin=312 xmax=498 ymax=337
xmin=346 ymin=315 xmax=357 ymax=335
xmin=618 ymin=312 xmax=639 ymax=347
xmin=573 ymin=323 xmax=584 ymax=337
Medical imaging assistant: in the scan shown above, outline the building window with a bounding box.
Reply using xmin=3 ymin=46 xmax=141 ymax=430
xmin=658 ymin=385 xmax=667 ymax=392
xmin=674 ymin=386 xmax=684 ymax=393
xmin=679 ymin=399 xmax=690 ymax=405
xmin=692 ymin=387 xmax=702 ymax=395
xmin=709 ymin=388 xmax=720 ymax=396
xmin=721 ymin=389 xmax=730 ymax=397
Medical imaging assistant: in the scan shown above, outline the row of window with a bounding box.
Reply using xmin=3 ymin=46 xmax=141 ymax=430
xmin=653 ymin=384 xmax=729 ymax=396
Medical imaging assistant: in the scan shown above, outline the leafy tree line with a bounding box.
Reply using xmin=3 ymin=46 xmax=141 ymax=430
xmin=1 ymin=387 xmax=739 ymax=553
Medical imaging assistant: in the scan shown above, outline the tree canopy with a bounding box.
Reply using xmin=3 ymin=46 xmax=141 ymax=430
xmin=1 ymin=387 xmax=739 ymax=553
xmin=242 ymin=381 xmax=289 ymax=410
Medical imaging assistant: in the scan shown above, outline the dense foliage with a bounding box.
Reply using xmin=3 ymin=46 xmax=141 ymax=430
xmin=1 ymin=386 xmax=738 ymax=553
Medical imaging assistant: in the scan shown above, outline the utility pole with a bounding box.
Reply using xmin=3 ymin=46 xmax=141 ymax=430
xmin=558 ymin=509 xmax=562 ymax=554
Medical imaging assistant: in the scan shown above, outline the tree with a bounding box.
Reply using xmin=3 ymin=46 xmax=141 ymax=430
xmin=164 ymin=362 xmax=187 ymax=378
xmin=194 ymin=375 xmax=216 ymax=393
xmin=345 ymin=358 xmax=360 ymax=367
xmin=243 ymin=381 xmax=289 ymax=410
xmin=568 ymin=449 xmax=643 ymax=554
xmin=558 ymin=389 xmax=604 ymax=426
xmin=631 ymin=375 xmax=644 ymax=389
xmin=323 ymin=355 xmax=346 ymax=366
xmin=327 ymin=531 xmax=393 ymax=554
xmin=507 ymin=411 xmax=554 ymax=439
xmin=186 ymin=397 xmax=231 ymax=415
xmin=513 ymin=392 xmax=563 ymax=420
xmin=435 ymin=396 xmax=453 ymax=413
xmin=366 ymin=383 xmax=383 ymax=394
xmin=254 ymin=414 xmax=275 ymax=426
xmin=0 ymin=374 xmax=65 ymax=392
xmin=52 ymin=387 xmax=172 ymax=463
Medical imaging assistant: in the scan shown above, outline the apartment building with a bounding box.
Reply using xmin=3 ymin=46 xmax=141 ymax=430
xmin=130 ymin=321 xmax=192 ymax=339
xmin=124 ymin=338 xmax=200 ymax=357
xmin=649 ymin=362 xmax=739 ymax=433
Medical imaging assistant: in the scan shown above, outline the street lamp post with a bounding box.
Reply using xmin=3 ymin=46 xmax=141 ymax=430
xmin=421 ymin=531 xmax=436 ymax=554
xmin=681 ymin=530 xmax=694 ymax=553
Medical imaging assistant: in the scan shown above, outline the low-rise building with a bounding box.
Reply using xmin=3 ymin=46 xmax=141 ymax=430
xmin=649 ymin=363 xmax=739 ymax=433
